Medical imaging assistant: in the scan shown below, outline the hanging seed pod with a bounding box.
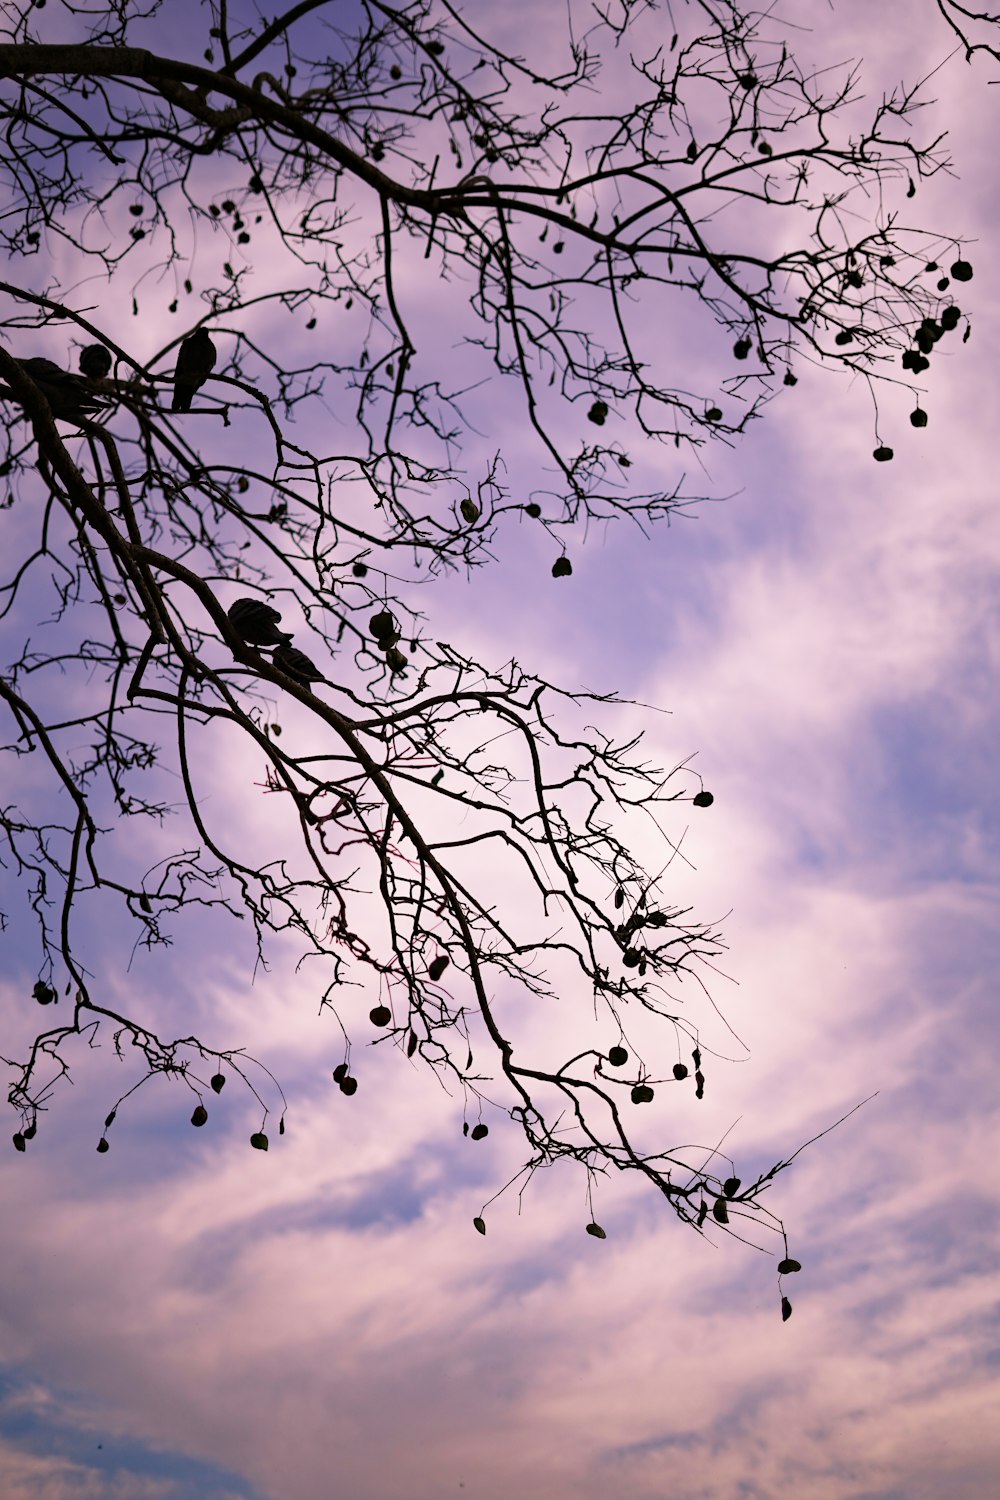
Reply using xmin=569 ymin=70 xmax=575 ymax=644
xmin=470 ymin=1123 xmax=488 ymax=1141
xmin=607 ymin=1046 xmax=628 ymax=1067
xmin=428 ymin=955 xmax=449 ymax=981
xmin=250 ymin=1131 xmax=268 ymax=1151
xmin=190 ymin=1105 xmax=208 ymax=1127
xmin=585 ymin=1221 xmax=607 ymax=1239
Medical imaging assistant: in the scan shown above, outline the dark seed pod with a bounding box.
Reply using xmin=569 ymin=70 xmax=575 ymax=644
xmin=777 ymin=1258 xmax=802 ymax=1275
xmin=607 ymin=1046 xmax=628 ymax=1067
xmin=723 ymin=1176 xmax=741 ymax=1198
xmin=712 ymin=1196 xmax=729 ymax=1224
xmin=781 ymin=1295 xmax=793 ymax=1322
xmin=369 ymin=1005 xmax=392 ymax=1027
xmin=585 ymin=1221 xmax=607 ymax=1239
xmin=339 ymin=1075 xmax=358 ymax=1096
xmin=551 ymin=556 xmax=572 ymax=578
xmin=473 ymin=1216 xmax=486 ymax=1235
xmin=210 ymin=1073 xmax=226 ymax=1094
xmin=332 ymin=1063 xmax=349 ymax=1083
xmin=428 ymin=955 xmax=449 ymax=982
xmin=672 ymin=1063 xmax=688 ymax=1080
xmin=369 ymin=610 xmax=398 ymax=644
xmin=470 ymin=1123 xmax=488 ymax=1141
xmin=693 ymin=790 xmax=714 ymax=808
xmin=873 ymin=446 xmax=894 ymax=463
xmin=250 ymin=1131 xmax=268 ymax=1151
xmin=191 ymin=1105 xmax=208 ymax=1127
xmin=622 ymin=949 xmax=642 ymax=968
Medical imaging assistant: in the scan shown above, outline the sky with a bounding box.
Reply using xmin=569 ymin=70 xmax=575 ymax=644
xmin=1 ymin=3 xmax=999 ymax=1498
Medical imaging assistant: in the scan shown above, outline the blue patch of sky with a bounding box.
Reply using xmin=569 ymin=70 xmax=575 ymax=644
xmin=862 ymin=696 xmax=999 ymax=886
xmin=0 ymin=1365 xmax=265 ymax=1500
xmin=603 ymin=1429 xmax=705 ymax=1462
xmin=178 ymin=1139 xmax=487 ymax=1290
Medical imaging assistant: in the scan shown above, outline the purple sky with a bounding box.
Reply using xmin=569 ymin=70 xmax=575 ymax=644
xmin=1 ymin=4 xmax=999 ymax=1498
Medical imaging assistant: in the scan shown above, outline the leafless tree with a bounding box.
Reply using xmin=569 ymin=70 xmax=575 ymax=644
xmin=0 ymin=0 xmax=986 ymax=1316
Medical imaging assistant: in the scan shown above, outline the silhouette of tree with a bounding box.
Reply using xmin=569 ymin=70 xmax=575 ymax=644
xmin=0 ymin=0 xmax=986 ymax=1313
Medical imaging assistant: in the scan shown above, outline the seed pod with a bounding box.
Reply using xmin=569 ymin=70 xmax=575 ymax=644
xmin=777 ymin=1258 xmax=802 ymax=1275
xmin=369 ymin=610 xmax=398 ymax=643
xmin=369 ymin=1005 xmax=392 ymax=1027
xmin=428 ymin=955 xmax=449 ymax=982
xmin=470 ymin=1123 xmax=488 ymax=1141
xmin=585 ymin=1221 xmax=607 ymax=1239
xmin=473 ymin=1216 xmax=486 ymax=1235
xmin=250 ymin=1131 xmax=268 ymax=1151
xmin=607 ymin=1046 xmax=628 ymax=1067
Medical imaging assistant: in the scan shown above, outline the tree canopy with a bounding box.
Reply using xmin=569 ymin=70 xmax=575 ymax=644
xmin=0 ymin=0 xmax=989 ymax=1317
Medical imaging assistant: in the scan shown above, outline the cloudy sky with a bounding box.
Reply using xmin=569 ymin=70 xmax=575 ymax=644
xmin=1 ymin=3 xmax=998 ymax=1498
